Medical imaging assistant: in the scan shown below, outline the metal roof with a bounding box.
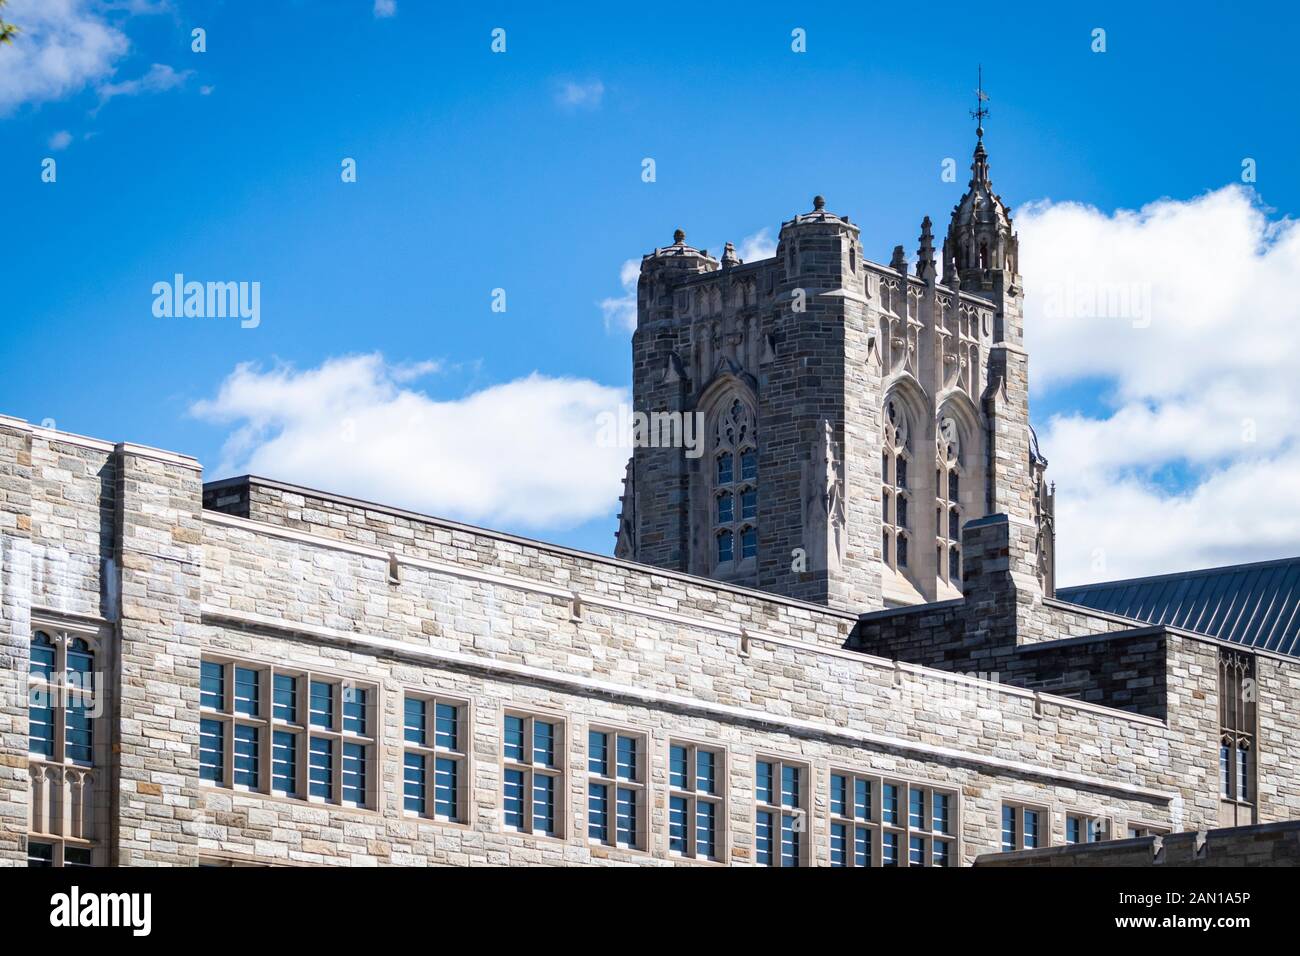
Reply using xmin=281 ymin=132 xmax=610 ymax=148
xmin=1056 ymin=556 xmax=1300 ymax=657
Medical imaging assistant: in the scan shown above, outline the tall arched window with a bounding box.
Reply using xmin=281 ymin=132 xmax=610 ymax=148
xmin=712 ymin=397 xmax=757 ymax=571
xmin=936 ymin=416 xmax=963 ymax=587
xmin=881 ymin=396 xmax=911 ymax=571
xmin=28 ymin=629 xmax=96 ymax=765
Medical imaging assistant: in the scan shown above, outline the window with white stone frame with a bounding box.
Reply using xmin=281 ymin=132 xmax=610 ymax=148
xmin=198 ymin=657 xmax=378 ymax=810
xmin=586 ymin=727 xmax=647 ymax=851
xmin=1219 ymin=650 xmax=1256 ymax=808
xmin=402 ymin=693 xmax=469 ymax=823
xmin=829 ymin=772 xmax=958 ymax=867
xmin=755 ymin=756 xmax=809 ymax=867
xmin=881 ymin=396 xmax=912 ymax=571
xmin=502 ymin=710 xmax=565 ymax=838
xmin=668 ymin=740 xmax=725 ymax=862
xmin=1001 ymin=801 xmax=1049 ymax=852
xmin=710 ymin=396 xmax=758 ymax=573
xmin=1064 ymin=812 xmax=1109 ymax=845
xmin=935 ymin=415 xmax=964 ymax=587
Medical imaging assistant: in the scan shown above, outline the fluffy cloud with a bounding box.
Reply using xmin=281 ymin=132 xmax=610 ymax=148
xmin=1019 ymin=186 xmax=1300 ymax=585
xmin=48 ymin=130 xmax=73 ymax=150
xmin=736 ymin=228 xmax=777 ymax=262
xmin=599 ymin=259 xmax=640 ymax=334
xmin=191 ymin=355 xmax=631 ymax=531
xmin=96 ymin=61 xmax=190 ymax=105
xmin=0 ymin=0 xmax=128 ymax=115
xmin=373 ymin=0 xmax=396 ymax=18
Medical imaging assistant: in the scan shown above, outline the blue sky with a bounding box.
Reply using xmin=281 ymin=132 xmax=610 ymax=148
xmin=5 ymin=1 xmax=1300 ymax=581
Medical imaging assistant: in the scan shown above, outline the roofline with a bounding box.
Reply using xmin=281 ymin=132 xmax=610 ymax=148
xmin=202 ymin=474 xmax=862 ymax=623
xmin=1057 ymin=554 xmax=1300 ymax=596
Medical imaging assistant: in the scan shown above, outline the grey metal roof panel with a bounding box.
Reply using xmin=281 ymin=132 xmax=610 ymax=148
xmin=1057 ymin=556 xmax=1300 ymax=657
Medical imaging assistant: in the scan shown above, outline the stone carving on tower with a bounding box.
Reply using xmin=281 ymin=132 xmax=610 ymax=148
xmin=802 ymin=420 xmax=846 ymax=573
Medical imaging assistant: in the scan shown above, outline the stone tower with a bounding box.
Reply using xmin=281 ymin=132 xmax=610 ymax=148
xmin=615 ymin=122 xmax=1054 ymax=612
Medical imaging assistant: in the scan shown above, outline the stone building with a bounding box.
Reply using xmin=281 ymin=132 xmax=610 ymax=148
xmin=2 ymin=129 xmax=1297 ymax=868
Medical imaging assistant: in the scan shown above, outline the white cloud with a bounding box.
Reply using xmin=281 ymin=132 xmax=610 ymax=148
xmin=0 ymin=0 xmax=129 ymax=115
xmin=191 ymin=354 xmax=631 ymax=531
xmin=1019 ymin=185 xmax=1300 ymax=585
xmin=599 ymin=259 xmax=640 ymax=334
xmin=199 ymin=84 xmax=214 ymax=96
xmin=96 ymin=61 xmax=190 ymax=106
xmin=555 ymin=79 xmax=604 ymax=110
xmin=736 ymin=228 xmax=777 ymax=262
xmin=48 ymin=130 xmax=73 ymax=150
xmin=373 ymin=0 xmax=396 ymax=17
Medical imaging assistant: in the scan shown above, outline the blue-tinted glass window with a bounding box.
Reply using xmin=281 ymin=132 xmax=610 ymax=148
xmin=404 ymin=697 xmax=426 ymax=746
xmin=30 ymin=632 xmax=55 ymax=680
xmin=830 ymin=822 xmax=847 ymax=867
xmin=342 ymin=742 xmax=366 ymax=805
xmin=434 ymin=702 xmax=459 ymax=750
xmin=308 ymin=737 xmax=333 ymax=799
xmin=533 ymin=721 xmax=556 ymax=767
xmin=932 ymin=792 xmax=950 ymax=833
xmin=273 ymin=674 xmax=297 ymax=722
xmin=716 ymin=453 xmax=733 ymax=485
xmin=717 ymin=530 xmax=733 ymax=563
xmin=233 ymin=724 xmax=259 ymax=788
xmin=615 ymin=735 xmax=637 ymax=781
xmin=200 ymin=660 xmax=224 ymax=710
xmin=233 ymin=667 xmax=259 ymax=717
xmin=1237 ymin=745 xmax=1250 ymax=800
xmin=1066 ymin=816 xmax=1081 ymax=845
xmin=696 ymin=750 xmax=716 ymax=794
xmin=503 ymin=768 xmax=525 ymax=829
xmin=1001 ymin=806 xmax=1016 ymax=851
xmin=883 ymin=784 xmax=899 ymax=824
xmin=909 ymin=836 xmax=925 ymax=866
xmin=755 ymin=810 xmax=774 ymax=866
xmin=717 ymin=492 xmax=733 ymax=524
xmin=780 ymin=764 xmax=800 ymax=809
xmin=1024 ymin=809 xmax=1039 ymax=848
xmin=342 ymin=687 xmax=367 ymax=736
xmin=949 ymin=546 xmax=961 ymax=581
xmin=1220 ymin=745 xmax=1231 ymax=797
xmin=588 ymin=730 xmax=608 ymax=776
xmin=434 ymin=757 xmax=458 ymax=820
xmin=854 ymin=826 xmax=871 ymax=866
xmin=909 ymin=788 xmax=924 ymax=829
xmin=66 ymin=639 xmax=94 ymax=693
xmin=309 ymin=681 xmax=334 ymax=729
xmin=756 ymin=761 xmax=774 ymax=804
xmin=882 ymin=832 xmax=899 ymax=866
xmin=855 ymin=778 xmax=871 ymax=820
xmin=741 ymin=526 xmax=757 ymax=559
xmin=199 ymin=719 xmax=223 ymax=782
xmin=64 ymin=696 xmax=92 ymax=763
xmin=588 ymin=782 xmax=608 ymax=840
xmin=668 ymin=795 xmax=688 ymax=852
xmin=29 ymin=696 xmax=54 ymax=758
xmin=669 ymin=745 xmax=688 ymax=789
xmin=780 ymin=813 xmax=800 ymax=866
xmin=503 ymin=715 xmax=525 ymax=762
xmin=740 ymin=487 xmax=757 ymax=520
xmin=532 ymin=773 xmax=556 ymax=835
xmin=403 ymin=752 xmax=426 ymax=814
xmin=933 ymin=840 xmax=951 ymax=867
xmin=740 ymin=449 xmax=757 ymax=482
xmin=272 ymin=730 xmax=297 ymax=796
xmin=696 ymin=801 xmax=716 ymax=859
xmin=831 ymin=774 xmax=847 ymax=816
xmin=616 ymin=787 xmax=637 ymax=846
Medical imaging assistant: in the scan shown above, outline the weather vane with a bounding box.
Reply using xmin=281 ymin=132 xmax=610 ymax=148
xmin=971 ymin=65 xmax=990 ymax=139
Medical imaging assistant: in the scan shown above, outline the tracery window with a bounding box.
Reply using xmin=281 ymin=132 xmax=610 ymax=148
xmin=1219 ymin=651 xmax=1255 ymax=806
xmin=712 ymin=397 xmax=757 ymax=570
xmin=881 ymin=396 xmax=911 ymax=571
xmin=29 ymin=630 xmax=97 ymax=766
xmin=936 ymin=416 xmax=963 ymax=586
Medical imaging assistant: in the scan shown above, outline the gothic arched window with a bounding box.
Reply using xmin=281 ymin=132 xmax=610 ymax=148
xmin=712 ymin=397 xmax=757 ymax=571
xmin=881 ymin=396 xmax=911 ymax=571
xmin=936 ymin=416 xmax=963 ymax=586
xmin=29 ymin=629 xmax=97 ymax=766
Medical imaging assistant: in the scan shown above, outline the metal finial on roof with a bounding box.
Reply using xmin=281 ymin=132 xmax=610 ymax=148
xmin=813 ymin=195 xmax=826 ymax=212
xmin=673 ymin=228 xmax=685 ymax=244
xmin=971 ymin=64 xmax=990 ymax=142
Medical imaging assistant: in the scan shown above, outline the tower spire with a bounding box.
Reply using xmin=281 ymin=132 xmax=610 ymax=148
xmin=971 ymin=64 xmax=990 ymax=142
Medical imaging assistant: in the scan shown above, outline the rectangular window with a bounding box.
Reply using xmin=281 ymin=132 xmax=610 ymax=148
xmin=755 ymin=758 xmax=806 ymax=867
xmin=27 ymin=841 xmax=53 ymax=867
xmin=829 ymin=772 xmax=874 ymax=867
xmin=587 ymin=729 xmax=645 ymax=851
xmin=830 ymin=773 xmax=956 ymax=867
xmin=200 ymin=658 xmax=375 ymax=810
xmin=667 ymin=742 xmax=724 ymax=861
xmin=1002 ymin=802 xmax=1050 ymax=852
xmin=502 ymin=712 xmax=564 ymax=838
xmin=28 ymin=630 xmax=100 ymax=769
xmin=403 ymin=694 xmax=467 ymax=823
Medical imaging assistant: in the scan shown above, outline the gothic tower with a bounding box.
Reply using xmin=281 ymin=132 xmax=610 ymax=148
xmin=616 ymin=109 xmax=1053 ymax=611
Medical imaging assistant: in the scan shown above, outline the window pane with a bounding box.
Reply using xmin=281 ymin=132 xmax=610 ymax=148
xmin=741 ymin=526 xmax=757 ymax=559
xmin=933 ymin=840 xmax=951 ymax=867
xmin=64 ymin=846 xmax=93 ymax=868
xmin=1066 ymin=816 xmax=1081 ymax=845
xmin=435 ymin=702 xmax=459 ymax=751
xmin=830 ymin=774 xmax=846 ymax=816
xmin=588 ymin=782 xmax=608 ymax=840
xmin=896 ymin=457 xmax=908 ymax=489
xmin=503 ymin=768 xmax=525 ymax=829
xmin=755 ymin=810 xmax=774 ymax=866
xmin=272 ymin=731 xmax=297 ymax=796
xmin=616 ymin=786 xmax=638 ymax=847
xmin=1237 ymin=745 xmax=1250 ymax=801
xmin=67 ymin=639 xmax=94 ymax=692
xmin=756 ymin=761 xmax=774 ymax=805
xmin=309 ymin=737 xmax=333 ymax=799
xmin=310 ymin=681 xmax=334 ymax=729
xmin=949 ymin=546 xmax=961 ymax=581
xmin=27 ymin=841 xmax=54 ymax=867
xmin=717 ymin=453 xmax=733 ymax=485
xmin=434 ymin=757 xmax=459 ymax=820
xmin=897 ymin=534 xmax=909 ymax=568
xmin=233 ymin=725 xmax=259 ymax=788
xmin=949 ymin=471 xmax=959 ymax=501
xmin=200 ymin=660 xmax=224 ymax=710
xmin=342 ymin=686 xmax=367 ymax=736
xmin=882 ymin=784 xmax=898 ymax=825
xmin=588 ymin=730 xmax=608 ymax=776
xmin=504 ymin=715 xmax=524 ymax=762
xmin=740 ymin=449 xmax=757 ymax=481
xmin=234 ymin=667 xmax=259 ymax=717
xmin=932 ymin=792 xmax=950 ymax=834
xmin=615 ymin=735 xmax=637 ymax=781
xmin=909 ymin=835 xmax=924 ymax=866
xmin=273 ymin=674 xmax=297 ymax=722
xmin=533 ymin=721 xmax=556 ymax=767
xmin=1024 ymin=809 xmax=1039 ymax=848
xmin=29 ymin=697 xmax=54 ymax=758
xmin=741 ymin=487 xmax=757 ymax=520
xmin=854 ymin=826 xmax=871 ymax=866
xmin=717 ymin=492 xmax=733 ymax=524
xmin=780 ymin=813 xmax=800 ymax=866
xmin=908 ymin=788 xmax=924 ymax=828
xmin=199 ymin=719 xmax=224 ymax=783
xmin=697 ymin=750 xmax=716 ymax=795
xmin=404 ymin=697 xmax=427 ymax=746
xmin=533 ymin=774 xmax=556 ymax=835
xmin=830 ymin=822 xmax=847 ymax=867
xmin=403 ymin=752 xmax=426 ymax=813
xmin=717 ymin=530 xmax=733 ymax=563
xmin=855 ymin=778 xmax=871 ymax=821
xmin=30 ymin=632 xmax=55 ymax=680
xmin=1001 ymin=806 xmax=1016 ymax=851
xmin=669 ymin=745 xmax=688 ymax=790
xmin=342 ymin=742 xmax=367 ymax=806
xmin=882 ymin=832 xmax=899 ymax=866
xmin=668 ymin=795 xmax=688 ymax=853
xmin=696 ymin=801 xmax=716 ymax=859
xmin=1220 ymin=744 xmax=1231 ymax=797
xmin=65 ymin=697 xmax=92 ymax=762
